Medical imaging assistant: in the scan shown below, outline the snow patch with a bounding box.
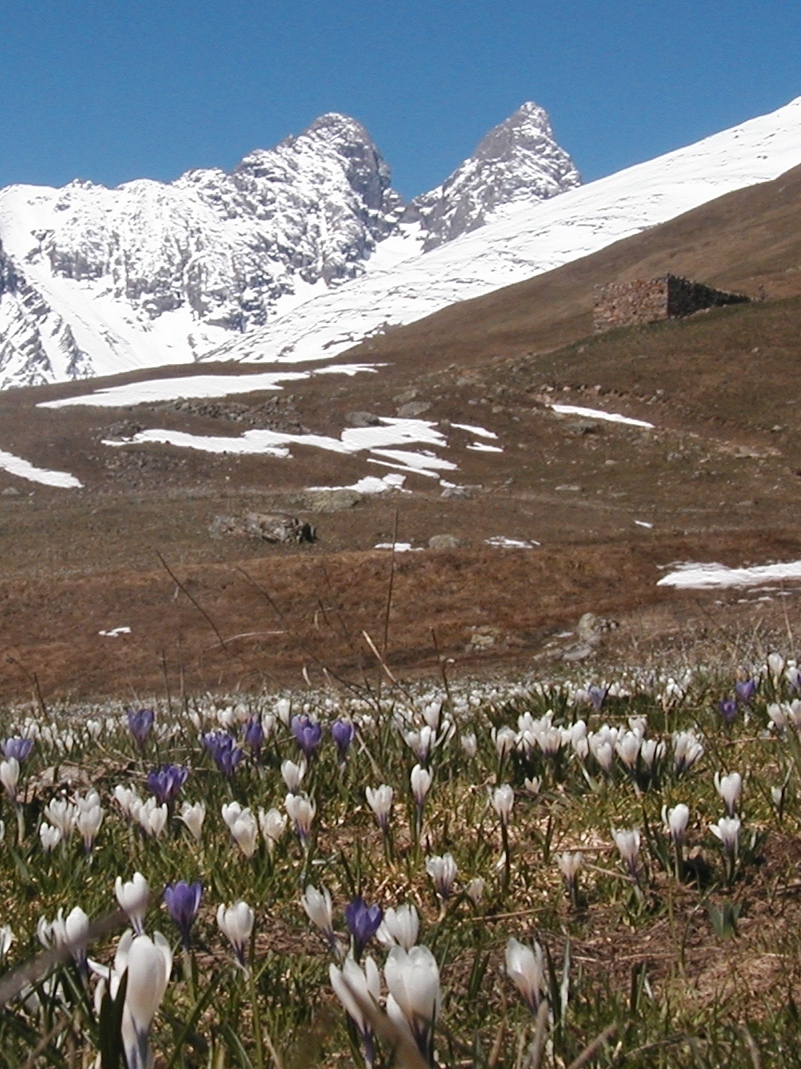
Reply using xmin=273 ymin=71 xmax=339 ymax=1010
xmin=550 ymin=404 xmax=654 ymax=429
xmin=451 ymin=423 xmax=498 ymax=439
xmin=485 ymin=536 xmax=541 ymax=548
xmin=99 ymin=626 xmax=132 ymax=638
xmin=657 ymin=560 xmax=801 ymax=589
xmin=0 ymin=450 xmax=82 ymax=488
xmin=38 ymin=363 xmax=378 ymax=409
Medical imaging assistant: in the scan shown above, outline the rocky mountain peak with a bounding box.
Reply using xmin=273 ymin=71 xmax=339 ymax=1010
xmin=409 ymin=101 xmax=581 ymax=250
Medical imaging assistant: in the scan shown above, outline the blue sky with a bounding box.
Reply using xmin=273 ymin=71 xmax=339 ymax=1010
xmin=1 ymin=0 xmax=800 ymax=198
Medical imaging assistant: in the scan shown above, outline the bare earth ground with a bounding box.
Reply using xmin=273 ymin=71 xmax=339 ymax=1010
xmin=2 ymin=170 xmax=801 ymax=701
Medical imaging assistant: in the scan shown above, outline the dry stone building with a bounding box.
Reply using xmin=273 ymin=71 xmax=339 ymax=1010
xmin=593 ymin=274 xmax=749 ymax=333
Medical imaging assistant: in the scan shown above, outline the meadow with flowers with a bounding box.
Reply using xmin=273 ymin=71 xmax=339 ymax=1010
xmin=1 ymin=654 xmax=801 ymax=1067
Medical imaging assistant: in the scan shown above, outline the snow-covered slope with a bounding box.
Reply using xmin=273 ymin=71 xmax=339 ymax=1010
xmin=0 ymin=104 xmax=579 ymax=389
xmin=209 ymin=95 xmax=801 ymax=369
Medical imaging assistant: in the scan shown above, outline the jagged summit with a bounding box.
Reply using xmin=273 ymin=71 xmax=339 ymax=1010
xmin=0 ymin=104 xmax=583 ymax=388
xmin=408 ymin=101 xmax=581 ymax=250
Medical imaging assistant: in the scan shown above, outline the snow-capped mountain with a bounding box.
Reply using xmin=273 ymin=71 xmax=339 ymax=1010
xmin=407 ymin=102 xmax=581 ymax=250
xmin=0 ymin=104 xmax=579 ymax=389
xmin=209 ymin=95 xmax=801 ymax=370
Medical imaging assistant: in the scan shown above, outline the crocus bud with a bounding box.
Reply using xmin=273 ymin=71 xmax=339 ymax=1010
xmin=768 ymin=652 xmax=786 ymax=681
xmin=285 ymin=792 xmax=316 ymax=841
xmin=257 ymin=807 xmax=286 ymax=853
xmin=217 ymin=901 xmax=254 ymax=968
xmin=460 ymin=733 xmax=477 ymax=758
xmin=301 ymin=884 xmax=335 ymax=945
xmin=115 ymin=873 xmax=150 ymax=934
xmin=410 ymin=765 xmax=432 ymax=810
xmin=491 ymin=785 xmax=514 ymax=826
xmin=281 ymin=759 xmax=306 ymax=793
xmin=163 ymin=881 xmax=202 ymax=950
xmin=330 ymin=955 xmax=381 ymax=1065
xmin=121 ymin=933 xmax=172 ymax=1069
xmin=714 ymin=771 xmax=742 ymax=817
xmin=505 ymin=937 xmax=546 ymax=1013
xmin=426 ymin=853 xmax=457 ymax=900
xmin=229 ymin=808 xmax=259 ymax=858
xmin=662 ymin=803 xmax=690 ymax=845
xmin=0 ymin=757 xmax=19 ymax=801
xmin=345 ymin=897 xmax=383 ymax=957
xmin=710 ymin=815 xmax=741 ymax=857
xmin=331 ymin=719 xmax=355 ymax=766
xmin=384 ymin=945 xmax=441 ymax=1056
xmin=612 ymin=827 xmax=641 ymax=878
xmin=39 ymin=823 xmax=62 ymax=852
xmin=557 ymin=851 xmax=582 ymax=888
xmin=179 ymin=801 xmax=206 ymax=842
xmin=365 ymin=785 xmax=393 ymax=832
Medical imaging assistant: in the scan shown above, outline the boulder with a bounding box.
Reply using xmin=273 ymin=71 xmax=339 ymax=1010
xmin=210 ymin=513 xmax=316 ymax=543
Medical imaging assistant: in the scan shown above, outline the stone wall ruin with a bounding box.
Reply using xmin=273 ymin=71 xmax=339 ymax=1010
xmin=593 ymin=274 xmax=749 ymax=333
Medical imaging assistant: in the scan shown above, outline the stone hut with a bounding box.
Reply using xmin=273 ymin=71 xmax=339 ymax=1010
xmin=593 ymin=275 xmax=749 ymax=333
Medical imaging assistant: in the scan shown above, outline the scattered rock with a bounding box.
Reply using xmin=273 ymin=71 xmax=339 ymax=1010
xmin=393 ymin=388 xmax=418 ymax=404
xmin=396 ymin=400 xmax=432 ymax=418
xmin=345 ymin=411 xmax=381 ymax=428
xmin=562 ymin=643 xmax=596 ymax=662
xmin=428 ymin=534 xmax=466 ymax=549
xmin=303 ymin=489 xmax=363 ymax=512
xmin=468 ymin=626 xmax=500 ymax=650
xmin=440 ymin=484 xmax=482 ymax=499
xmin=1 ymin=487 xmax=20 ymax=496
xmin=577 ymin=612 xmax=619 ymax=646
xmin=210 ymin=513 xmax=316 ymax=543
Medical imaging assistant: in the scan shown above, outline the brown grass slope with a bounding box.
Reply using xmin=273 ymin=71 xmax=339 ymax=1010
xmin=2 ymin=167 xmax=801 ymax=699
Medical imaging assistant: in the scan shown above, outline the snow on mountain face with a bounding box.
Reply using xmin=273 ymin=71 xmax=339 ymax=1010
xmin=0 ymin=113 xmax=403 ymax=387
xmin=0 ymin=104 xmax=577 ymax=390
xmin=211 ymin=95 xmax=801 ymax=370
xmin=408 ymin=102 xmax=581 ymax=250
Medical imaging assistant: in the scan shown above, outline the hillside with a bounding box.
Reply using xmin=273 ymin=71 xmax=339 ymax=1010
xmin=0 ymin=164 xmax=800 ymax=699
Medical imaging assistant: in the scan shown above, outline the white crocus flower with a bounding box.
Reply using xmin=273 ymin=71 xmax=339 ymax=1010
xmin=410 ymin=765 xmax=432 ymax=809
xmin=673 ymin=730 xmax=704 ymax=774
xmin=612 ymin=828 xmax=641 ymax=878
xmin=710 ymin=815 xmax=741 ymax=857
xmin=505 ymin=937 xmax=546 ymax=1013
xmin=465 ymin=876 xmax=485 ymax=905
xmin=492 ymin=725 xmax=517 ymax=759
xmin=76 ymin=802 xmax=104 ymax=852
xmin=113 ymin=785 xmax=141 ymax=820
xmin=39 ymin=823 xmax=62 ymax=852
xmin=460 ymin=733 xmax=477 ymax=758
xmin=378 ymin=905 xmax=419 ymax=951
xmin=557 ymin=851 xmax=582 ymax=886
xmin=301 ymin=884 xmax=335 ymax=944
xmin=0 ymin=925 xmax=13 ymax=963
xmin=384 ymin=945 xmax=441 ymax=1055
xmin=662 ymin=804 xmax=690 ymax=845
xmin=221 ymin=802 xmax=243 ymax=829
xmin=714 ymin=772 xmax=742 ymax=817
xmin=426 ymin=853 xmax=457 ymax=900
xmin=330 ymin=954 xmax=381 ymax=1054
xmin=0 ymin=758 xmax=19 ymax=800
xmin=491 ymin=784 xmax=514 ymax=825
xmin=524 ymin=777 xmax=541 ymax=796
xmin=115 ymin=873 xmax=150 ymax=935
xmin=616 ymin=732 xmax=641 ymax=770
xmin=121 ymin=933 xmax=173 ymax=1069
xmin=257 ymin=807 xmax=286 ymax=853
xmin=135 ymin=798 xmax=167 ymax=838
xmin=179 ymin=801 xmax=206 ymax=842
xmin=285 ymin=793 xmax=316 ymax=840
xmin=281 ymin=758 xmax=306 ymax=793
xmin=217 ymin=901 xmax=254 ymax=968
xmin=365 ymin=785 xmax=393 ymax=831
xmin=768 ymin=652 xmax=786 ymax=681
xmin=229 ymin=808 xmax=259 ymax=858
xmin=44 ymin=798 xmax=77 ymax=838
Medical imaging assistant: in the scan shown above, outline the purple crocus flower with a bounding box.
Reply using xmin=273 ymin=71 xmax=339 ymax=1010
xmin=147 ymin=764 xmax=188 ymax=805
xmin=164 ymin=880 xmax=202 ymax=949
xmin=127 ymin=708 xmax=154 ymax=751
xmin=718 ymin=698 xmax=738 ymax=726
xmin=292 ymin=715 xmax=322 ymax=760
xmin=202 ymin=731 xmax=244 ymax=778
xmin=587 ymin=686 xmax=608 ymax=712
xmin=244 ymin=717 xmax=264 ymax=756
xmin=735 ymin=679 xmax=757 ymax=704
xmin=331 ymin=719 xmax=355 ymax=766
xmin=344 ymin=896 xmax=383 ymax=957
xmin=2 ymin=737 xmax=33 ymax=764
xmin=787 ymin=667 xmax=801 ymax=692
